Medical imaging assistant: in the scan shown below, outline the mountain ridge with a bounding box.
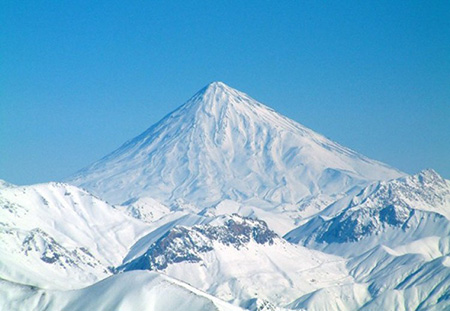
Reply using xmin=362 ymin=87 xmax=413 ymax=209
xmin=1 ymin=81 xmax=448 ymax=310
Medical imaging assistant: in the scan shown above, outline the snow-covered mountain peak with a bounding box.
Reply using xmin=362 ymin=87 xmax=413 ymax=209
xmin=69 ymin=83 xmax=403 ymax=207
xmin=178 ymin=81 xmax=279 ymax=127
xmin=408 ymin=168 xmax=447 ymax=188
xmin=285 ymin=170 xmax=450 ymax=255
xmin=350 ymin=169 xmax=450 ymax=216
xmin=196 ymin=81 xmax=251 ymax=103
xmin=198 ymin=81 xmax=238 ymax=99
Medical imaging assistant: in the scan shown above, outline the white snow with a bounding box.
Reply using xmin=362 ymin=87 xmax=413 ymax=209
xmin=0 ymin=182 xmax=150 ymax=289
xmin=0 ymin=271 xmax=243 ymax=311
xmin=1 ymin=82 xmax=448 ymax=310
xmin=120 ymin=214 xmax=354 ymax=308
xmin=69 ymin=82 xmax=403 ymax=218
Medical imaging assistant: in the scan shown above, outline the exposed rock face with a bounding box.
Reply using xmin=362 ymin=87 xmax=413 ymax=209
xmin=0 ymin=226 xmax=109 ymax=284
xmin=316 ymin=204 xmax=415 ymax=244
xmin=285 ymin=169 xmax=450 ymax=254
xmin=314 ymin=169 xmax=449 ymax=244
xmin=0 ymin=181 xmax=148 ymax=290
xmin=19 ymin=228 xmax=105 ymax=269
xmin=121 ymin=215 xmax=277 ymax=271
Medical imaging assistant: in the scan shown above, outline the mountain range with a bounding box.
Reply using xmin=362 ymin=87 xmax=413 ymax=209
xmin=1 ymin=82 xmax=448 ymax=311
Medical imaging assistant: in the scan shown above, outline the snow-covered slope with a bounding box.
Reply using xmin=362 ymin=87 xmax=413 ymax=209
xmin=115 ymin=196 xmax=175 ymax=224
xmin=0 ymin=181 xmax=150 ymax=290
xmin=69 ymin=82 xmax=402 ymax=213
xmin=0 ymin=271 xmax=243 ymax=311
xmin=3 ymin=82 xmax=447 ymax=311
xmin=285 ymin=170 xmax=450 ymax=256
xmin=357 ymin=254 xmax=450 ymax=311
xmin=283 ymin=170 xmax=450 ymax=310
xmin=119 ymin=214 xmax=354 ymax=309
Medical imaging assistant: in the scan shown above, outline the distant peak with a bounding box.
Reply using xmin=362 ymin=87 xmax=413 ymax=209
xmin=418 ymin=168 xmax=439 ymax=177
xmin=199 ymin=81 xmax=239 ymax=97
xmin=205 ymin=81 xmax=228 ymax=89
xmin=189 ymin=81 xmax=250 ymax=111
xmin=207 ymin=81 xmax=227 ymax=88
xmin=415 ymin=168 xmax=445 ymax=184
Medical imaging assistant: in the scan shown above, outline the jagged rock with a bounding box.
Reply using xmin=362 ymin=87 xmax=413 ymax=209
xmin=121 ymin=215 xmax=277 ymax=271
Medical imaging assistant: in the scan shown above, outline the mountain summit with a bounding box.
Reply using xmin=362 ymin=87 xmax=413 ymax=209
xmin=69 ymin=82 xmax=403 ymax=208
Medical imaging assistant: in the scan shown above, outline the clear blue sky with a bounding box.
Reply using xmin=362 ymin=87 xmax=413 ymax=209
xmin=1 ymin=1 xmax=449 ymax=184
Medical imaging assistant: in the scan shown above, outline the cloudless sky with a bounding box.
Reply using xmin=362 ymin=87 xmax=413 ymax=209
xmin=1 ymin=1 xmax=449 ymax=184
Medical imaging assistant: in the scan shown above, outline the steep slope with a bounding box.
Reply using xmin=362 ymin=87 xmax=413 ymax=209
xmin=283 ymin=170 xmax=450 ymax=310
xmin=69 ymin=82 xmax=402 ymax=213
xmin=119 ymin=214 xmax=355 ymax=309
xmin=285 ymin=170 xmax=450 ymax=256
xmin=358 ymin=255 xmax=450 ymax=311
xmin=0 ymin=271 xmax=243 ymax=311
xmin=0 ymin=181 xmax=150 ymax=290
